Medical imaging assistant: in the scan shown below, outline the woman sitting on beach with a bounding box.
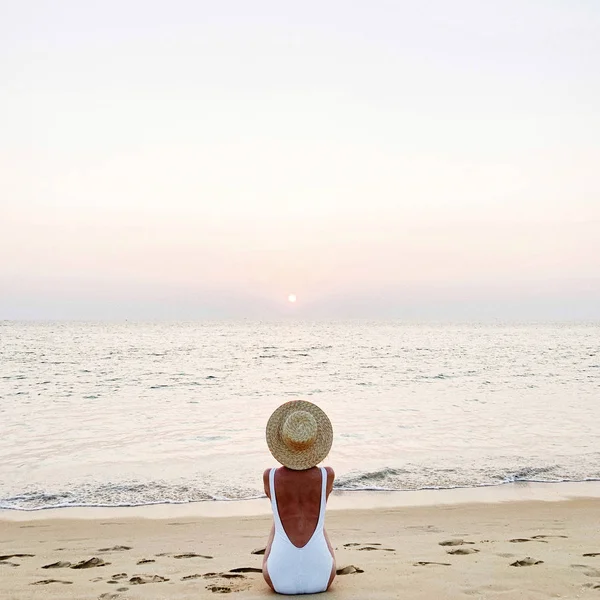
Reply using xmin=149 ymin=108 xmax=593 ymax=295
xmin=263 ymin=400 xmax=336 ymax=595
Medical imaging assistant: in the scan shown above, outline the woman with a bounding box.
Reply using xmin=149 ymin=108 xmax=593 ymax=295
xmin=263 ymin=400 xmax=336 ymax=595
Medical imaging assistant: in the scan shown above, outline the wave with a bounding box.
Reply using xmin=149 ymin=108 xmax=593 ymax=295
xmin=336 ymin=463 xmax=600 ymax=492
xmin=0 ymin=481 xmax=259 ymax=512
xmin=2 ymin=464 xmax=599 ymax=511
xmin=335 ymin=467 xmax=410 ymax=488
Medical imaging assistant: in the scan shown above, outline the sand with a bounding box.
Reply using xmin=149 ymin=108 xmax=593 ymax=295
xmin=2 ymin=492 xmax=600 ymax=599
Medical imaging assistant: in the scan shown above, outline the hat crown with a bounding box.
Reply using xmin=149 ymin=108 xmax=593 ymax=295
xmin=282 ymin=410 xmax=317 ymax=451
xmin=266 ymin=400 xmax=333 ymax=470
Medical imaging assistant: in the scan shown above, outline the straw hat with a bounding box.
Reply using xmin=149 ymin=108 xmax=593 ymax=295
xmin=266 ymin=400 xmax=333 ymax=470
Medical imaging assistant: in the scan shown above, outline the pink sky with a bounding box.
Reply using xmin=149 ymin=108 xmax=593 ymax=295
xmin=1 ymin=1 xmax=599 ymax=319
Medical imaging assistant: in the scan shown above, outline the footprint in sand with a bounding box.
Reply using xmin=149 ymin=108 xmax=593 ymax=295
xmin=71 ymin=557 xmax=110 ymax=569
xmin=43 ymin=561 xmax=72 ymax=569
xmin=187 ymin=571 xmax=255 ymax=593
xmin=584 ymin=553 xmax=600 ymax=557
xmin=572 ymin=564 xmax=600 ymax=578
xmin=510 ymin=557 xmax=544 ymax=567
xmin=531 ymin=535 xmax=567 ymax=539
xmin=228 ymin=567 xmax=262 ymax=573
xmin=174 ymin=552 xmax=213 ymax=559
xmin=583 ymin=583 xmax=600 ymax=590
xmin=447 ymin=548 xmax=480 ymax=555
xmin=0 ymin=554 xmax=35 ymax=561
xmin=343 ymin=543 xmax=395 ymax=552
xmin=98 ymin=546 xmax=132 ymax=552
xmin=129 ymin=574 xmax=170 ymax=584
xmin=205 ymin=575 xmax=251 ymax=594
xmin=137 ymin=558 xmax=156 ymax=564
xmin=414 ymin=561 xmax=451 ymax=567
xmin=251 ymin=547 xmax=266 ymax=555
xmin=98 ymin=594 xmax=120 ymax=600
xmin=0 ymin=561 xmax=19 ymax=567
xmin=336 ymin=565 xmax=364 ymax=575
xmin=439 ymin=540 xmax=475 ymax=547
xmin=509 ymin=538 xmax=548 ymax=544
xmin=406 ymin=525 xmax=442 ymax=533
xmin=30 ymin=579 xmax=73 ymax=585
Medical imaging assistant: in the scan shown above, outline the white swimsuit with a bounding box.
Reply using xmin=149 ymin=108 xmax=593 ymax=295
xmin=267 ymin=467 xmax=334 ymax=595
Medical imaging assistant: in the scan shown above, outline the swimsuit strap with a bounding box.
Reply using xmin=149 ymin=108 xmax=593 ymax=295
xmin=316 ymin=466 xmax=327 ymax=531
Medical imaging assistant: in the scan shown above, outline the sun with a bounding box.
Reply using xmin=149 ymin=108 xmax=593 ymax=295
xmin=288 ymin=294 xmax=297 ymax=303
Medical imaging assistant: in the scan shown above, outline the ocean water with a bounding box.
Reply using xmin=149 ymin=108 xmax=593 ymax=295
xmin=1 ymin=321 xmax=599 ymax=511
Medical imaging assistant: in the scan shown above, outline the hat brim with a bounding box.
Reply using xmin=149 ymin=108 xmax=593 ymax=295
xmin=266 ymin=400 xmax=333 ymax=470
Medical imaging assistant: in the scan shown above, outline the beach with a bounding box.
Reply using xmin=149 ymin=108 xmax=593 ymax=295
xmin=2 ymin=484 xmax=600 ymax=599
xmin=2 ymin=321 xmax=599 ymax=598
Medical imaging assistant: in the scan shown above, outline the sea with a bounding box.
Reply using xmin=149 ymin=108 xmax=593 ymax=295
xmin=1 ymin=321 xmax=599 ymax=511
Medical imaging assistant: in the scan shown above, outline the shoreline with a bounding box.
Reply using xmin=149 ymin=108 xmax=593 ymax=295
xmin=2 ymin=479 xmax=600 ymax=522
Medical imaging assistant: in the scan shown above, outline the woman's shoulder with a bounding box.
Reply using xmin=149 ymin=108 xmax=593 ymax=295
xmin=324 ymin=465 xmax=335 ymax=481
xmin=321 ymin=466 xmax=335 ymax=495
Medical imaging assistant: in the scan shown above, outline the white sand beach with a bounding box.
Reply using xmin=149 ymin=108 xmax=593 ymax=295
xmin=2 ymin=485 xmax=600 ymax=599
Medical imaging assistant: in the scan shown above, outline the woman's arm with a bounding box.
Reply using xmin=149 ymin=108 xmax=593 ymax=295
xmin=325 ymin=466 xmax=335 ymax=498
xmin=263 ymin=468 xmax=271 ymax=499
xmin=262 ymin=467 xmax=276 ymax=591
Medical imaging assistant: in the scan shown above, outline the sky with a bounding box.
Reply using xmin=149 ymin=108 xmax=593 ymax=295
xmin=1 ymin=0 xmax=599 ymax=319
